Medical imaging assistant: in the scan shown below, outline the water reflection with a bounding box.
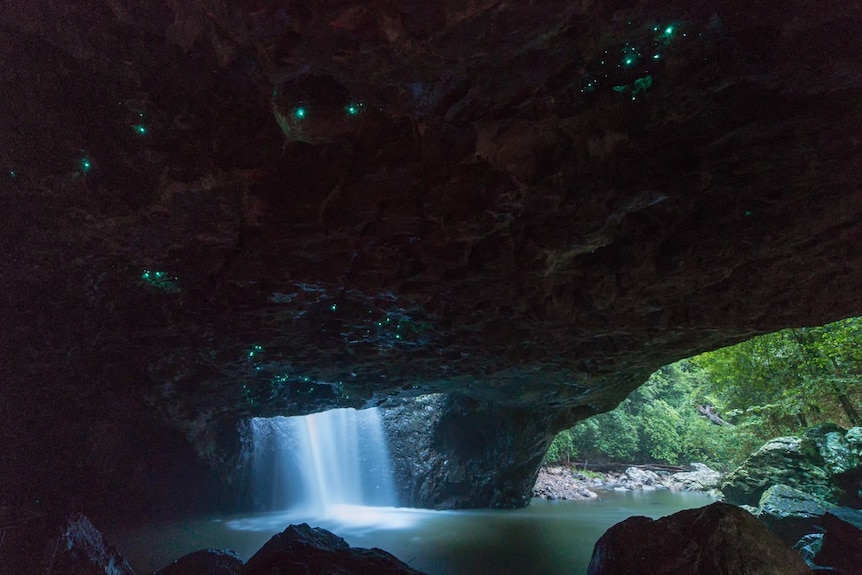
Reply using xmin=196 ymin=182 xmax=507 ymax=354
xmin=114 ymin=491 xmax=715 ymax=575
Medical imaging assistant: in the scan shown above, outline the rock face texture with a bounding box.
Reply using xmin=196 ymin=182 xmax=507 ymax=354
xmin=722 ymin=426 xmax=862 ymax=507
xmin=382 ymin=394 xmax=556 ymax=507
xmin=587 ymin=502 xmax=811 ymax=575
xmin=2 ymin=0 xmax=862 ymax=518
xmin=745 ymin=484 xmax=836 ymax=546
xmin=0 ymin=512 xmax=135 ymax=575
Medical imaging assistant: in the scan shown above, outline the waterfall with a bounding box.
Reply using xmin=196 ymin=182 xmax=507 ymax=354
xmin=248 ymin=408 xmax=397 ymax=516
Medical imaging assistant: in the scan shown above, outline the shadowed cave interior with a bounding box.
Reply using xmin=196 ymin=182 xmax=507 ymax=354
xmin=1 ymin=0 xmax=861 ymax=572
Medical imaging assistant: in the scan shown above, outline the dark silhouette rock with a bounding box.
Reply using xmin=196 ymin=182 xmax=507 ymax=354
xmin=814 ymin=508 xmax=862 ymax=574
xmin=154 ymin=549 xmax=243 ymax=575
xmin=242 ymin=523 xmax=425 ymax=575
xmin=587 ymin=502 xmax=811 ymax=575
xmin=49 ymin=513 xmax=135 ymax=575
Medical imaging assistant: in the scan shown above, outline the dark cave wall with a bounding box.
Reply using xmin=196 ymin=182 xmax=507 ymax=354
xmin=382 ymin=395 xmax=560 ymax=509
xmin=1 ymin=0 xmax=862 ymax=522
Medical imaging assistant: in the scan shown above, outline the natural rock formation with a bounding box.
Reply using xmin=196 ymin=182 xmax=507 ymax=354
xmin=154 ymin=549 xmax=244 ymax=575
xmin=744 ymin=484 xmax=835 ymax=546
xmin=0 ymin=512 xmax=135 ymax=575
xmin=815 ymin=509 xmax=862 ymax=574
xmin=242 ymin=523 xmax=424 ymax=575
xmin=2 ymin=0 xmax=862 ymax=521
xmin=533 ymin=466 xmax=600 ymax=501
xmin=382 ymin=394 xmax=556 ymax=508
xmin=587 ymin=502 xmax=811 ymax=575
xmin=722 ymin=426 xmax=862 ymax=507
xmin=666 ymin=463 xmax=723 ymax=492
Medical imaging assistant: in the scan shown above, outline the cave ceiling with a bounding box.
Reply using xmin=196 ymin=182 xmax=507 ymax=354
xmin=2 ymin=0 xmax=862 ymax=443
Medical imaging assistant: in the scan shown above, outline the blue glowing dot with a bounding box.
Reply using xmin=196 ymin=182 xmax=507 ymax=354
xmin=292 ymin=107 xmax=307 ymax=121
xmin=8 ymin=170 xmax=16 ymax=178
xmin=345 ymin=103 xmax=364 ymax=116
xmin=653 ymin=54 xmax=661 ymax=60
xmin=79 ymin=157 xmax=92 ymax=173
xmin=330 ymin=303 xmax=337 ymax=311
xmin=132 ymin=124 xmax=148 ymax=135
xmin=665 ymin=26 xmax=674 ymax=36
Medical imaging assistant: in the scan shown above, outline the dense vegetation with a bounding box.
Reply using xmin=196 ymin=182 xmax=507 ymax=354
xmin=546 ymin=316 xmax=862 ymax=471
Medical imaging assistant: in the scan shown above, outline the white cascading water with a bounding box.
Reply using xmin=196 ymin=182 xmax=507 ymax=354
xmin=248 ymin=408 xmax=398 ymax=517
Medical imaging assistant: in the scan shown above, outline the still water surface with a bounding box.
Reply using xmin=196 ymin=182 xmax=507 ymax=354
xmin=114 ymin=490 xmax=713 ymax=575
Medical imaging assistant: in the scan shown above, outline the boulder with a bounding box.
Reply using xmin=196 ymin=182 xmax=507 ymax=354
xmin=814 ymin=508 xmax=862 ymax=574
xmin=586 ymin=502 xmax=811 ymax=575
xmin=667 ymin=463 xmax=723 ymax=491
xmin=754 ymin=484 xmax=835 ymax=545
xmin=722 ymin=436 xmax=833 ymax=506
xmin=623 ymin=467 xmax=662 ymax=490
xmin=533 ymin=466 xmax=599 ymax=500
xmin=241 ymin=523 xmax=425 ymax=575
xmin=50 ymin=512 xmax=136 ymax=575
xmin=154 ymin=549 xmax=243 ymax=575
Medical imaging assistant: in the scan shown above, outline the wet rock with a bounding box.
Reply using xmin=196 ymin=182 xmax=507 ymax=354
xmin=754 ymin=484 xmax=835 ymax=545
xmin=242 ymin=523 xmax=425 ymax=575
xmin=722 ymin=436 xmax=833 ymax=506
xmin=587 ymin=502 xmax=811 ymax=575
xmin=154 ymin=549 xmax=243 ymax=575
xmin=793 ymin=533 xmax=823 ymax=567
xmin=51 ymin=512 xmax=135 ymax=575
xmin=382 ymin=394 xmax=555 ymax=508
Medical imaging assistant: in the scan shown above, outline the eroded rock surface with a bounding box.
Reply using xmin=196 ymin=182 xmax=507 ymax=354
xmin=722 ymin=426 xmax=862 ymax=507
xmin=2 ymin=0 xmax=862 ymax=519
xmin=747 ymin=484 xmax=836 ymax=546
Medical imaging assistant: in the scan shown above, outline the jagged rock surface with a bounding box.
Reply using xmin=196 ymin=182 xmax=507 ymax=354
xmin=382 ymin=394 xmax=555 ymax=508
xmin=748 ymin=484 xmax=836 ymax=546
xmin=1 ymin=0 xmax=862 ymax=519
xmin=722 ymin=426 xmax=862 ymax=507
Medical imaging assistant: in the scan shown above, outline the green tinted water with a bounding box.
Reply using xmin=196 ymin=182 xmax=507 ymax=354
xmin=113 ymin=490 xmax=714 ymax=574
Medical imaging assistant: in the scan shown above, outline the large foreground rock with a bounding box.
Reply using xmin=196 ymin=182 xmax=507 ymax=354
xmin=587 ymin=502 xmax=810 ymax=575
xmin=242 ymin=523 xmax=425 ymax=575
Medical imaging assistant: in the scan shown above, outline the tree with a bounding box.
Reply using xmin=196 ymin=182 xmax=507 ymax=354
xmin=545 ymin=316 xmax=862 ymax=470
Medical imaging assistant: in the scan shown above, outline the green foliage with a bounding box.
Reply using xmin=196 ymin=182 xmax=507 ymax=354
xmin=545 ymin=428 xmax=576 ymax=464
xmin=545 ymin=316 xmax=862 ymax=470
